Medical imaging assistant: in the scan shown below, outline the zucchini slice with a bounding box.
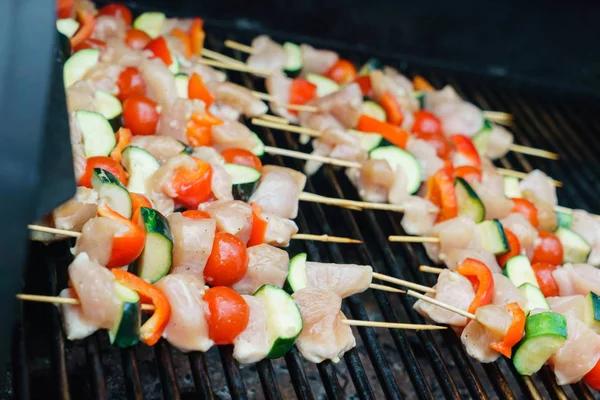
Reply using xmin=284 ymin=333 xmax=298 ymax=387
xmin=504 ymin=255 xmax=539 ymax=289
xmin=224 ymin=163 xmax=261 ymax=202
xmin=455 ymin=177 xmax=485 ymax=223
xmin=414 ymin=91 xmax=425 ymax=109
xmin=362 ymin=99 xmax=387 ymax=122
xmin=584 ymin=292 xmax=600 ymax=334
xmin=91 ymin=168 xmax=133 ymax=219
xmin=75 ymin=110 xmax=116 ymax=157
xmin=283 ymin=253 xmax=308 ymax=293
xmin=555 ymin=227 xmax=591 ymax=263
xmin=512 ymin=312 xmax=567 ymax=376
xmin=174 ymin=73 xmax=189 ymax=99
xmin=283 ymin=42 xmax=303 ymax=77
xmin=254 ymin=284 xmax=303 ymax=359
xmin=109 ymin=283 xmax=141 ymax=348
xmin=358 ymin=58 xmax=383 ymax=76
xmin=63 ymin=48 xmax=100 ymax=88
xmin=369 ymin=146 xmax=422 ymax=194
xmin=250 ymin=132 xmax=266 ymax=157
xmin=305 ymin=73 xmax=339 ymax=97
xmin=472 ymin=120 xmax=493 ymax=155
xmin=353 ymin=130 xmax=383 ymax=153
xmin=121 ymin=146 xmax=161 ymax=194
xmin=133 ymin=12 xmax=166 ymax=39
xmin=476 ymin=219 xmax=509 ymax=255
xmin=94 ymin=91 xmax=123 ymax=132
xmin=556 ymin=211 xmax=573 ymax=229
xmin=134 ymin=207 xmax=173 ymax=283
xmin=56 ymin=18 xmax=80 ymax=38
xmin=168 ymin=56 xmax=180 ymax=74
xmin=503 ymin=176 xmax=522 ymax=199
xmin=518 ymin=283 xmax=549 ymax=313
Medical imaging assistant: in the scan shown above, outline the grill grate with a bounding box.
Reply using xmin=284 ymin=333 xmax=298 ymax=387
xmin=10 ymin=24 xmax=600 ymax=400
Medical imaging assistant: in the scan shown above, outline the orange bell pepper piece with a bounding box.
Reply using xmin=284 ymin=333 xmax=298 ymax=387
xmin=70 ymin=10 xmax=95 ymax=49
xmin=489 ymin=302 xmax=526 ymax=358
xmin=170 ymin=28 xmax=192 ymax=58
xmin=380 ymin=92 xmax=404 ymax=126
xmin=130 ymin=193 xmax=152 ymax=223
xmin=413 ymin=75 xmax=435 ymax=92
xmin=97 ymin=204 xmax=146 ymax=268
xmin=188 ymin=73 xmax=215 ymax=107
xmin=356 ymin=114 xmax=409 ymax=149
xmin=181 ymin=210 xmax=211 ymax=220
xmin=110 ymin=127 xmax=132 ymax=164
xmin=456 ymin=258 xmax=495 ymax=315
xmin=189 ymin=18 xmax=205 ymax=56
xmin=247 ymin=203 xmax=268 ymax=247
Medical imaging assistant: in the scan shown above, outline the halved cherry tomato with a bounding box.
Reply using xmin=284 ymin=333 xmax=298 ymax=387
xmin=98 ymin=204 xmax=146 ymax=268
xmin=425 ymin=164 xmax=457 ymax=222
xmin=79 ymin=156 xmax=128 ymax=188
xmin=413 ymin=131 xmax=452 ymax=160
xmin=221 ymin=148 xmax=263 ymax=172
xmin=531 ymin=262 xmax=559 ymax=297
xmin=122 ymin=95 xmax=159 ymax=136
xmin=203 ymin=287 xmax=249 ymax=345
xmin=451 ymin=134 xmax=481 ymax=168
xmin=73 ymin=38 xmax=106 ymax=53
xmin=247 ymin=203 xmax=267 ymax=247
xmin=380 ymin=92 xmax=403 ymax=126
xmin=585 ymin=359 xmax=600 ymax=392
xmin=189 ymin=18 xmax=205 ymax=56
xmin=531 ymin=231 xmax=564 ymax=265
xmin=71 ymin=10 xmax=95 ymax=49
xmin=125 ymin=29 xmax=152 ymax=50
xmin=130 ymin=193 xmax=152 ymax=222
xmin=117 ymin=67 xmax=147 ymax=102
xmin=110 ymin=127 xmax=132 ymax=164
xmin=413 ymin=75 xmax=435 ymax=92
xmin=171 ymin=158 xmax=213 ymax=208
xmin=290 ymin=78 xmax=317 ymax=107
xmin=188 ymin=73 xmax=214 ymax=107
xmin=412 ymin=110 xmax=442 ymax=135
xmin=354 ymin=75 xmax=373 ymax=97
xmin=204 ymin=233 xmax=248 ymax=286
xmin=511 ymin=198 xmax=539 ymax=228
xmin=454 ymin=165 xmax=482 ymax=184
xmin=181 ymin=210 xmax=211 ymax=220
xmin=170 ymin=28 xmax=192 ymax=58
xmin=326 ymin=59 xmax=357 ymax=85
xmin=145 ymin=37 xmax=174 ymax=67
xmin=357 ymin=114 xmax=409 ymax=149
xmin=98 ymin=3 xmax=132 ymax=25
xmin=497 ymin=229 xmax=521 ymax=268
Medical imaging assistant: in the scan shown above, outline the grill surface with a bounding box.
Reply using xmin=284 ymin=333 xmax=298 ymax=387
xmin=8 ymin=20 xmax=600 ymax=400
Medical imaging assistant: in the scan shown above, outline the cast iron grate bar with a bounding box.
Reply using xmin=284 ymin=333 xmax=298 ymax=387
xmin=119 ymin=347 xmax=144 ymax=400
xmin=189 ymin=352 xmax=214 ymax=399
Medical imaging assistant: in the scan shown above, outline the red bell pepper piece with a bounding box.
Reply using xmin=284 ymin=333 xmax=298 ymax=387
xmin=188 ymin=73 xmax=215 ymax=107
xmin=489 ymin=302 xmax=526 ymax=358
xmin=412 ymin=110 xmax=442 ymax=135
xmin=189 ymin=18 xmax=205 ymax=56
xmin=110 ymin=127 xmax=132 ymax=164
xmin=290 ymin=78 xmax=318 ymax=108
xmin=454 ymin=165 xmax=482 ymax=184
xmin=97 ymin=204 xmax=146 ymax=268
xmin=356 ymin=114 xmax=409 ymax=149
xmin=170 ymin=28 xmax=192 ymax=58
xmin=450 ymin=135 xmax=481 ymax=168
xmin=380 ymin=91 xmax=404 ymax=126
xmin=171 ymin=157 xmax=213 ymax=208
xmin=70 ymin=10 xmax=95 ymax=49
xmin=456 ymin=258 xmax=495 ymax=315
xmin=247 ymin=203 xmax=268 ymax=247
xmin=181 ymin=210 xmax=211 ymax=220
xmin=354 ymin=75 xmax=373 ymax=97
xmin=425 ymin=165 xmax=458 ymax=222
xmin=413 ymin=75 xmax=435 ymax=92
xmin=57 ymin=0 xmax=74 ymax=19
xmin=130 ymin=193 xmax=152 ymax=223
xmin=144 ymin=37 xmax=174 ymax=67
xmin=112 ymin=269 xmax=171 ymax=346
xmin=186 ymin=111 xmax=222 ymax=147
xmin=496 ymin=228 xmax=520 ymax=268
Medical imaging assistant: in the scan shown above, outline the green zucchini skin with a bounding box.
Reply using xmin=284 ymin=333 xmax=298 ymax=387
xmin=224 ymin=164 xmax=262 ymax=202
xmin=455 ymin=177 xmax=485 ymax=223
xmin=134 ymin=207 xmax=174 ymax=283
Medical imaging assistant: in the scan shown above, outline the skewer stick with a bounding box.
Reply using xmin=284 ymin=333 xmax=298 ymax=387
xmin=507 ymin=144 xmax=559 ymax=160
xmin=482 ymin=111 xmax=513 ymax=126
xmin=28 ymin=225 xmax=80 ymax=237
xmin=372 ymin=272 xmax=436 ymax=294
xmin=388 ymin=235 xmax=440 ymax=244
xmin=341 ymin=319 xmax=446 ymax=330
xmin=299 ymin=192 xmax=410 ymax=213
xmin=419 ymin=265 xmax=444 ymax=274
xmin=369 ymin=284 xmax=405 ymax=294
xmin=252 ymin=92 xmax=319 ymax=112
xmin=252 ymin=118 xmax=321 ymax=137
xmin=224 ymin=40 xmax=255 ymax=54
xmin=264 ymin=146 xmax=362 ymax=168
xmin=17 ymin=294 xmax=155 ymax=311
xmin=197 ymin=58 xmax=272 ymax=77
xmin=201 ymin=48 xmax=247 ymax=67
xmin=496 ymin=168 xmax=562 ymax=187
xmin=259 ymin=114 xmax=290 ymax=125
xmin=406 ymin=290 xmax=476 ymax=320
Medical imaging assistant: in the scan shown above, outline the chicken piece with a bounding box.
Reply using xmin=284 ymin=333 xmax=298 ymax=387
xmin=249 ymin=167 xmax=306 ymax=219
xmin=73 ymin=217 xmax=129 ymax=267
xmin=262 ymin=212 xmax=299 ymax=247
xmin=207 ymin=82 xmax=268 ymax=117
xmin=437 ymin=101 xmax=484 ymax=138
xmin=82 ymin=62 xmax=123 ymax=94
xmin=460 ymin=320 xmax=502 ymax=363
xmin=59 ymin=288 xmax=98 ymax=340
xmin=485 ymin=124 xmax=514 ymax=160
xmin=181 ymin=58 xmax=227 ymax=84
xmin=471 ymin=174 xmax=513 ymax=220
xmin=209 ymin=163 xmax=233 ymax=201
xmin=552 ymin=264 xmax=600 ymax=296
xmin=91 ymin=15 xmax=126 ymax=41
xmin=298 ymin=111 xmax=345 ymax=135
xmin=388 ymin=168 xmax=410 ymax=205
xmin=492 ymin=273 xmax=527 ymax=309
xmin=232 ymin=244 xmax=289 ymax=294
xmin=547 ymin=295 xmax=587 ymax=321
xmin=571 ymin=210 xmax=600 ymax=265
xmin=157 ymin=98 xmax=206 ymax=144
xmin=300 ymin=44 xmax=339 ymax=75
xmin=305 ymin=83 xmax=363 ymax=128
xmin=548 ymin=314 xmax=600 ymax=385
xmin=139 ymin=58 xmax=177 ymax=106
xmin=66 ymin=81 xmax=96 ymax=113
xmin=208 ymin=102 xmax=241 ymax=121
xmin=102 ymin=38 xmax=146 ymax=67
xmin=167 ymin=213 xmax=216 ymax=280
xmin=519 ymin=169 xmax=557 ymax=207
xmin=500 ymin=213 xmax=539 ymax=259
xmin=246 ymin=35 xmax=287 ymax=73
xmin=305 ymin=262 xmax=372 ymax=298
xmin=406 ymin=138 xmax=445 ymax=181
xmin=356 ymin=159 xmax=395 ymax=200
xmin=68 ymin=252 xmax=121 ymax=330
xmin=414 ymin=269 xmax=475 ymax=327
xmin=156 ymin=274 xmax=214 ymax=352
xmin=200 ymin=200 xmax=253 ymax=244
xmin=211 ymin=120 xmax=262 ymax=153
xmin=522 ymin=190 xmax=557 ymax=232
xmin=53 ymin=187 xmax=98 ymax=232
xmin=130 ymin=135 xmax=186 ymax=164
xmin=370 ymin=68 xmax=418 ymax=112
xmin=424 ymin=216 xmax=481 ymax=263
xmin=191 ymin=146 xmax=225 ymax=165
xmin=160 ymin=18 xmax=193 ymax=34
xmin=445 ymin=249 xmax=502 ymax=274
xmin=233 ymin=295 xmax=270 ymax=364
xmin=265 ymin=74 xmax=298 ymax=123
xmin=424 ymin=86 xmax=462 ymax=113
xmin=151 ymin=154 xmax=198 ymax=200
xmin=292 ymin=289 xmax=356 ymax=363
xmin=400 ymin=196 xmax=439 ymax=236
xmin=304 ymin=128 xmax=366 ymax=176
xmin=69 ymin=113 xmax=87 ymax=182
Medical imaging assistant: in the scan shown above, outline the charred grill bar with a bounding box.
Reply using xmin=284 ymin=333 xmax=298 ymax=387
xmin=9 ymin=19 xmax=600 ymax=400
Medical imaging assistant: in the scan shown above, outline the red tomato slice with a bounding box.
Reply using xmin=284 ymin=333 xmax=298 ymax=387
xmin=511 ymin=198 xmax=539 ymax=228
xmin=171 ymin=158 xmax=213 ymax=209
xmin=531 ymin=231 xmax=564 ymax=265
xmin=125 ymin=29 xmax=152 ymax=50
xmin=325 ymin=59 xmax=357 ymax=84
xmin=412 ymin=110 xmax=442 ymax=135
xmin=117 ymin=67 xmax=146 ymax=103
xmin=122 ymin=95 xmax=159 ymax=136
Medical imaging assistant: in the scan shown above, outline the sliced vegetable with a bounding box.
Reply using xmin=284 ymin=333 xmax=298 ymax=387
xmin=531 ymin=231 xmax=564 ymax=265
xmin=95 ymin=91 xmax=123 ymax=131
xmin=121 ymin=146 xmax=160 ymax=194
xmin=305 ymin=73 xmax=339 ymax=97
xmin=110 ymin=127 xmax=132 ymax=164
xmin=70 ymin=10 xmax=95 ymax=50
xmin=556 ymin=210 xmax=573 ymax=229
xmin=477 ymin=219 xmax=510 ymax=255
xmin=97 ymin=204 xmax=145 ymax=268
xmin=186 ymin=112 xmax=222 ymax=147
xmin=414 ymin=91 xmax=425 ymax=109
xmin=511 ymin=198 xmax=539 ymax=228
xmin=584 ymin=359 xmax=600 ymax=392
xmin=224 ymin=163 xmax=261 ymax=202
xmin=358 ymin=115 xmax=409 ymax=149
xmin=289 ymin=78 xmax=318 ymax=108
xmin=284 ymin=253 xmax=308 ymax=293
xmin=250 ymin=132 xmax=266 ymax=157
xmin=454 ymin=166 xmax=482 ymax=184
xmin=455 ymin=177 xmax=485 ymax=223
xmin=204 ymin=287 xmax=249 ymax=345
xmin=56 ymin=18 xmax=80 ymax=38
xmin=370 ymin=146 xmax=421 ymax=194
xmin=221 ymin=148 xmax=263 ymax=172
xmin=247 ymin=203 xmax=267 ymax=247
xmin=451 ymin=134 xmax=481 ymax=168
xmin=189 ymin=18 xmax=205 ymax=56
xmin=170 ymin=28 xmax=192 ymax=58
xmin=456 ymin=258 xmax=494 ymax=314
xmin=472 ymin=120 xmax=493 ymax=155
xmin=425 ymin=165 xmax=457 ymax=222
xmin=130 ymin=193 xmax=152 ymax=222
xmin=63 ymin=48 xmax=100 ymax=87
xmin=181 ymin=210 xmax=211 ymax=220
xmin=354 ymin=131 xmax=383 ymax=152
xmin=174 ymin=73 xmax=189 ymax=98
xmin=171 ymin=158 xmax=213 ymax=209
xmin=122 ymin=95 xmax=159 ymax=136
xmin=412 ymin=110 xmax=442 ymax=135
xmin=79 ymin=156 xmax=127 ymax=189
xmin=283 ymin=42 xmax=303 ymax=77
xmin=380 ymin=92 xmax=403 ymax=125
xmin=254 ymin=284 xmax=303 ymax=358
xmin=489 ymin=302 xmax=526 ymax=358
xmin=414 ymin=131 xmax=452 ymax=160
xmin=531 ymin=262 xmax=559 ymax=297
xmin=117 ymin=67 xmax=147 ymax=102
xmin=357 ymin=58 xmax=383 ymax=76
xmin=554 ymin=227 xmax=591 ymax=263
xmin=91 ymin=168 xmax=132 ymax=219
xmin=124 ymin=28 xmax=152 ymax=50
xmin=75 ymin=110 xmax=116 ymax=157
xmin=188 ymin=73 xmax=214 ymax=107
xmin=98 ymin=3 xmax=132 ymax=25
xmin=504 ymin=255 xmax=539 ymax=289
xmin=109 ymin=282 xmax=141 ymax=348
xmin=413 ymin=76 xmax=434 ymax=92
xmin=518 ymin=283 xmax=550 ymax=313
xmin=204 ymin=232 xmax=248 ymax=286
xmin=133 ymin=12 xmax=166 ymax=39
xmin=584 ymin=292 xmax=600 ymax=334
xmin=134 ymin=207 xmax=173 ymax=283
xmin=325 ymin=59 xmax=357 ymax=85
xmin=145 ymin=37 xmax=179 ymax=73
xmin=497 ymin=228 xmax=520 ymax=268
xmin=362 ymin=99 xmax=387 ymax=122
xmin=354 ymin=75 xmax=372 ymax=97
xmin=503 ymin=176 xmax=522 ymax=199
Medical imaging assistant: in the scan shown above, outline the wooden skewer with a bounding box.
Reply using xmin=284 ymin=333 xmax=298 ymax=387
xmin=201 ymin=48 xmax=247 ymax=67
xmin=28 ymin=225 xmax=80 ymax=237
xmin=341 ymin=319 xmax=446 ymax=330
xmin=197 ymin=58 xmax=272 ymax=77
xmin=260 ymin=114 xmax=290 ymax=125
xmin=507 ymin=144 xmax=559 ymax=160
xmin=496 ymin=168 xmax=562 ymax=187
xmin=224 ymin=40 xmax=255 ymax=54
xmin=252 ymin=118 xmax=321 ymax=137
xmin=406 ymin=290 xmax=476 ymax=320
xmin=482 ymin=111 xmax=513 ymax=126
xmin=299 ymin=192 xmax=411 ymax=213
xmin=252 ymin=92 xmax=319 ymax=112
xmin=369 ymin=283 xmax=405 ymax=294
xmin=388 ymin=235 xmax=440 ymax=244
xmin=264 ymin=146 xmax=362 ymax=168
xmin=372 ymin=272 xmax=436 ymax=294
xmin=16 ymin=294 xmax=155 ymax=311
xmin=419 ymin=265 xmax=444 ymax=274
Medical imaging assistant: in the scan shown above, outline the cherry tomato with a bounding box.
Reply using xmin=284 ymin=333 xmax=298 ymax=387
xmin=289 ymin=78 xmax=317 ymax=106
xmin=585 ymin=359 xmax=600 ymax=391
xmin=181 ymin=210 xmax=211 ymax=220
xmin=497 ymin=229 xmax=521 ymax=268
xmin=221 ymin=148 xmax=263 ymax=172
xmin=454 ymin=165 xmax=482 ymax=184
xmin=123 ymin=95 xmax=159 ymax=136
xmin=79 ymin=156 xmax=128 ymax=188
xmin=531 ymin=262 xmax=559 ymax=297
xmin=171 ymin=158 xmax=213 ymax=209
xmin=325 ymin=59 xmax=357 ymax=84
xmin=73 ymin=38 xmax=106 ymax=53
xmin=413 ymin=131 xmax=452 ymax=160
xmin=125 ymin=28 xmax=152 ymax=50
xmin=98 ymin=3 xmax=132 ymax=25
xmin=117 ymin=67 xmax=146 ymax=102
xmin=412 ymin=110 xmax=442 ymax=135
xmin=203 ymin=287 xmax=249 ymax=345
xmin=204 ymin=232 xmax=248 ymax=286
xmin=130 ymin=193 xmax=152 ymax=222
xmin=531 ymin=231 xmax=564 ymax=265
xmin=511 ymin=198 xmax=539 ymax=228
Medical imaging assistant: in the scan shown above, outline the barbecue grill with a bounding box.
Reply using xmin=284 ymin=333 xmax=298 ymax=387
xmin=6 ymin=2 xmax=600 ymax=399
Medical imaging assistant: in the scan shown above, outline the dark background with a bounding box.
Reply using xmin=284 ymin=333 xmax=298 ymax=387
xmin=127 ymin=0 xmax=600 ymax=95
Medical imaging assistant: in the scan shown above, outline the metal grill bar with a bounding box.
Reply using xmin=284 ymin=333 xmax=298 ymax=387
xmin=120 ymin=348 xmax=144 ymax=400
xmin=189 ymin=352 xmax=214 ymax=399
